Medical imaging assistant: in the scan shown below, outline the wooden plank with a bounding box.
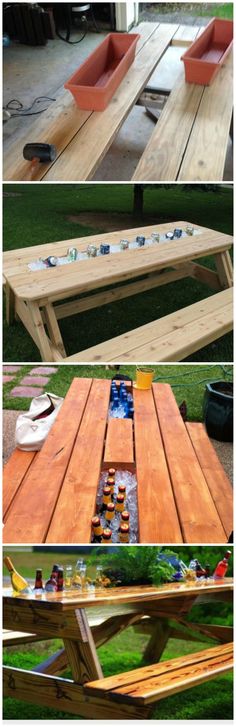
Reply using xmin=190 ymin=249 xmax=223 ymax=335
xmin=171 ymin=25 xmax=200 ymax=47
xmin=152 ymin=383 xmax=227 ymax=543
xmin=186 ymin=422 xmax=233 ymax=539
xmin=3 ymin=378 xmax=92 ymax=544
xmin=65 ymin=288 xmax=233 ymax=362
xmin=3 ymin=630 xmax=46 ymax=646
xmin=4 ymin=227 xmax=232 ymax=302
xmin=3 ymin=23 xmax=159 ymax=182
xmin=3 ymin=449 xmax=37 ymax=520
xmin=44 ymin=303 xmax=67 ymax=357
xmin=27 ymin=300 xmax=53 ymax=361
xmin=54 ymin=268 xmax=189 ymax=320
xmin=214 ymin=251 xmax=233 ymax=289
xmin=3 ymin=667 xmax=147 ymax=719
xmin=144 ymin=620 xmax=171 ymax=662
xmin=185 ymin=262 xmax=221 ymax=290
xmin=44 ymin=23 xmax=179 ymax=182
xmin=34 ymin=649 xmax=68 ymax=675
xmin=85 ymin=643 xmax=233 ymax=705
xmin=3 ymin=579 xmax=233 ymax=610
xmin=5 ymin=282 xmax=15 ymax=324
xmin=178 ymin=52 xmax=233 ymax=181
xmin=133 ymin=387 xmax=183 ymax=543
xmin=46 ymin=378 xmax=111 ymax=543
xmin=132 ymin=67 xmax=204 ymax=181
xmin=63 ymin=609 xmax=103 ymax=683
xmin=103 ymin=418 xmax=134 ymax=469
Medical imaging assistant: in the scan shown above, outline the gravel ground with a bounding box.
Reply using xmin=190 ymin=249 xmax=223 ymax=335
xmin=3 ymin=409 xmax=233 ymax=485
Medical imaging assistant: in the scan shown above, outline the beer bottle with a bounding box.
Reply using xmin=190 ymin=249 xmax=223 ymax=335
xmin=4 ymin=556 xmax=31 ymax=594
xmin=107 ymin=477 xmax=115 ymax=499
xmin=115 ymin=493 xmax=125 ymax=513
xmin=119 ymin=523 xmax=130 ymax=543
xmin=101 ymin=528 xmax=112 ymax=543
xmin=45 ymin=574 xmax=57 ymax=592
xmin=101 ymin=486 xmax=111 ymax=512
xmin=108 ymin=468 xmax=116 ymax=478
xmin=213 ymin=550 xmax=231 ymax=579
xmin=34 ymin=568 xmax=43 ymax=591
xmin=118 ymin=484 xmax=126 ymax=500
xmin=91 ymin=515 xmax=103 ymax=542
xmin=205 ymin=564 xmax=211 ymax=579
xmin=121 ymin=510 xmax=130 ymax=523
xmin=105 ymin=502 xmax=115 ymax=523
xmin=57 ymin=568 xmax=64 ymax=592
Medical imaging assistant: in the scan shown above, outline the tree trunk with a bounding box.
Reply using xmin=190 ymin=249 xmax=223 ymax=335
xmin=133 ymin=185 xmax=144 ymax=217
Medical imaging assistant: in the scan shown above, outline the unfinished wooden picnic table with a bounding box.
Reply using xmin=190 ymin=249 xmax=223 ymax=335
xmin=3 ymin=579 xmax=233 ymax=719
xmin=3 ymin=22 xmax=232 ymax=182
xmin=3 ymin=378 xmax=233 ymax=545
xmin=3 ymin=221 xmax=233 ymax=362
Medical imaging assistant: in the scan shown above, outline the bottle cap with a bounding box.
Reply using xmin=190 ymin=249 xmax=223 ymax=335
xmin=120 ymin=523 xmax=129 ymax=533
xmin=117 ymin=494 xmax=124 ymax=503
xmin=103 ymin=486 xmax=111 ymax=496
xmin=118 ymin=484 xmax=126 ymax=493
xmin=92 ymin=516 xmax=101 ymax=527
xmin=102 ymin=528 xmax=112 ymax=540
xmin=121 ymin=511 xmax=130 ymax=521
xmin=108 ymin=468 xmax=116 ymax=476
xmin=106 ymin=503 xmax=115 ymax=512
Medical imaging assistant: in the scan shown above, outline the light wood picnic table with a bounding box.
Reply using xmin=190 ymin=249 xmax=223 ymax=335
xmin=3 ymin=579 xmax=233 ymax=719
xmin=3 ymin=221 xmax=233 ymax=362
xmin=3 ymin=378 xmax=233 ymax=545
xmin=3 ymin=22 xmax=232 ymax=182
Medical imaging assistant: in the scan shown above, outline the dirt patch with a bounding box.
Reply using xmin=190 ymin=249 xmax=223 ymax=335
xmin=67 ymin=212 xmax=165 ymax=232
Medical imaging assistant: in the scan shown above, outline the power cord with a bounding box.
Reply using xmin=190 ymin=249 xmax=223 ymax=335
xmin=153 ymin=365 xmax=232 ymax=387
xmin=3 ymin=96 xmax=56 ymax=117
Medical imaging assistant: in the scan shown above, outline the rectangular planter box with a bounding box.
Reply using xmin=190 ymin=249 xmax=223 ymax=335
xmin=64 ymin=32 xmax=140 ymax=111
xmin=181 ymin=17 xmax=233 ymax=85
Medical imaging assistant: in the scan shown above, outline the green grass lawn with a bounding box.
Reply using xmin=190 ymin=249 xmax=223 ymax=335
xmin=154 ymin=3 xmax=233 ymax=19
xmin=3 ymin=184 xmax=233 ymax=362
xmin=3 ymin=363 xmax=233 ymax=418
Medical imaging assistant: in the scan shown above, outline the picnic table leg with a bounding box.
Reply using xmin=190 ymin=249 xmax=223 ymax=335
xmin=43 ymin=303 xmax=67 ymax=358
xmin=144 ymin=618 xmax=171 ymax=662
xmin=63 ymin=609 xmax=103 ymax=684
xmin=27 ymin=301 xmax=53 ymax=361
xmin=214 ymin=251 xmax=233 ymax=289
xmin=5 ymin=282 xmax=15 ymax=324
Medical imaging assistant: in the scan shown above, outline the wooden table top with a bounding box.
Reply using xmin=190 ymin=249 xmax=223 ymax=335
xmin=2 ymin=578 xmax=233 ymax=611
xmin=3 ymin=379 xmax=233 ymax=545
xmin=3 ymin=222 xmax=232 ymax=302
xmin=3 ymin=22 xmax=179 ymax=183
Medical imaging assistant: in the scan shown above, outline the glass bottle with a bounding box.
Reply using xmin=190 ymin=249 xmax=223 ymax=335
xmin=4 ymin=556 xmax=31 ymax=594
xmin=101 ymin=486 xmax=111 ymax=512
xmin=108 ymin=468 xmax=116 ymax=478
xmin=101 ymin=528 xmax=112 ymax=544
xmin=105 ymin=502 xmax=115 ymax=524
xmin=118 ymin=484 xmax=126 ymax=501
xmin=95 ymin=565 xmax=104 ymax=588
xmin=72 ymin=560 xmax=83 ymax=589
xmin=119 ymin=523 xmax=130 ymax=543
xmin=121 ymin=511 xmax=130 ymax=523
xmin=213 ymin=550 xmax=231 ymax=579
xmin=91 ymin=515 xmax=103 ymax=542
xmin=79 ymin=564 xmax=87 ymax=590
xmin=57 ymin=568 xmax=64 ymax=592
xmin=115 ymin=493 xmax=125 ymax=513
xmin=34 ymin=568 xmax=43 ymax=591
xmin=65 ymin=565 xmax=73 ymax=590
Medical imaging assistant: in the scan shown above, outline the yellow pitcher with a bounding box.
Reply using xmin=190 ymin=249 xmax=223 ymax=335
xmin=135 ymin=366 xmax=154 ymax=390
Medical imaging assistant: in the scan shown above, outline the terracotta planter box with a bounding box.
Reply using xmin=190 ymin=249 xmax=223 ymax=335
xmin=65 ymin=32 xmax=140 ymax=111
xmin=181 ymin=17 xmax=233 ymax=85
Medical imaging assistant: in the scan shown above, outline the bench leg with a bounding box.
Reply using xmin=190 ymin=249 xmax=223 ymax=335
xmin=27 ymin=301 xmax=53 ymax=361
xmin=43 ymin=303 xmax=67 ymax=358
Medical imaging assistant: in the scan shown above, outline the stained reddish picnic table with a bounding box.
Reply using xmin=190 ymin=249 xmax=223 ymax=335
xmin=3 ymin=579 xmax=233 ymax=719
xmin=3 ymin=378 xmax=233 ymax=544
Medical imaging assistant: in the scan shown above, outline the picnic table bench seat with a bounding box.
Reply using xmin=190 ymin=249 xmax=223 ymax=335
xmin=64 ymin=288 xmax=233 ymax=362
xmin=3 ymin=379 xmax=233 ymax=545
xmin=84 ymin=643 xmax=233 ymax=708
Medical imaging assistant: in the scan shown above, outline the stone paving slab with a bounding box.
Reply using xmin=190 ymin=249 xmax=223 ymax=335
xmin=11 ymin=386 xmax=44 ymax=398
xmin=29 ymin=367 xmax=58 ymax=375
xmin=3 ymin=375 xmax=14 ymax=384
xmin=3 ymin=365 xmax=22 ymax=373
xmin=21 ymin=376 xmax=50 ymax=387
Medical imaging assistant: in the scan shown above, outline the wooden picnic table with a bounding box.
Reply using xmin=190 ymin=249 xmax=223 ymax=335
xmin=3 ymin=579 xmax=233 ymax=719
xmin=3 ymin=378 xmax=233 ymax=545
xmin=3 ymin=23 xmax=233 ymax=182
xmin=3 ymin=221 xmax=233 ymax=362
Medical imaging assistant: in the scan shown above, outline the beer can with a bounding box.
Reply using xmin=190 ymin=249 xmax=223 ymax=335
xmin=151 ymin=232 xmax=160 ymax=242
xmin=100 ymin=244 xmax=110 ymax=255
xmin=136 ymin=235 xmax=145 ymax=246
xmin=165 ymin=232 xmax=174 ymax=240
xmin=67 ymin=247 xmax=78 ymax=261
xmin=46 ymin=256 xmax=58 ymax=267
xmin=173 ymin=229 xmax=182 ymax=239
xmin=87 ymin=244 xmax=97 ymax=257
xmin=120 ymin=239 xmax=129 ymax=250
xmin=186 ymin=226 xmax=194 ymax=236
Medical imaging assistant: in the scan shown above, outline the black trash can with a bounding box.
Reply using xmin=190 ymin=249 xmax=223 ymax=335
xmin=203 ymin=381 xmax=233 ymax=442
